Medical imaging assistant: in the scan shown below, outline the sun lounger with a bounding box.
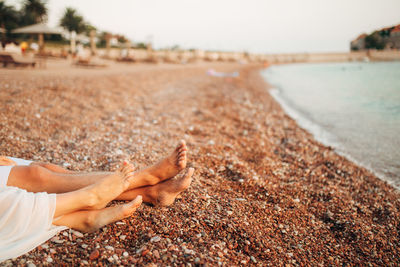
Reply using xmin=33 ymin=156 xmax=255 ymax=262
xmin=0 ymin=52 xmax=36 ymax=67
xmin=73 ymin=58 xmax=108 ymax=68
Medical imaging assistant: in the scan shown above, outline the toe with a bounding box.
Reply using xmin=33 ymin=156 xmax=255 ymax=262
xmin=122 ymin=196 xmax=142 ymax=217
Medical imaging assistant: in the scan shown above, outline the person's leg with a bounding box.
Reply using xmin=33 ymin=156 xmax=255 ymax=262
xmin=7 ymin=141 xmax=188 ymax=194
xmin=117 ymin=168 xmax=194 ymax=206
xmin=31 ymin=162 xmax=76 ymax=174
xmin=53 ymin=162 xmax=135 ymax=218
xmin=53 ymin=196 xmax=142 ymax=232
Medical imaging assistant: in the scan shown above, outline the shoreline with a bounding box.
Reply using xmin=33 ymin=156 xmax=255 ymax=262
xmin=261 ymin=62 xmax=400 ymax=191
xmin=1 ymin=61 xmax=399 ymax=265
xmin=268 ymin=86 xmax=399 ymax=192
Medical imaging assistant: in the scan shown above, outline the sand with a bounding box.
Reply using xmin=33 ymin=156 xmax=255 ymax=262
xmin=1 ymin=60 xmax=399 ymax=265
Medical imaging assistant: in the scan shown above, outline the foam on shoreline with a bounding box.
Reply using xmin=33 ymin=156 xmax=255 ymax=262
xmin=269 ymin=86 xmax=399 ymax=191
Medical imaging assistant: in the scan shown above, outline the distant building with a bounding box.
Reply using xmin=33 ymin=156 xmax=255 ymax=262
xmin=350 ymin=24 xmax=400 ymax=51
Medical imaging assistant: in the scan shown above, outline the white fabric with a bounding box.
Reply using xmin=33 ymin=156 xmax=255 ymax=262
xmin=0 ymin=157 xmax=33 ymax=187
xmin=0 ymin=157 xmax=67 ymax=262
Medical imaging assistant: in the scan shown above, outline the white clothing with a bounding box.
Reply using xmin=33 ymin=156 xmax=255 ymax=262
xmin=0 ymin=157 xmax=67 ymax=262
xmin=0 ymin=157 xmax=33 ymax=187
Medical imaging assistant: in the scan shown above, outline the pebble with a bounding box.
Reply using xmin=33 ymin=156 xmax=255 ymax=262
xmin=153 ymin=249 xmax=160 ymax=259
xmin=27 ymin=263 xmax=36 ymax=267
xmin=46 ymin=257 xmax=53 ymax=263
xmin=250 ymin=256 xmax=257 ymax=263
xmin=81 ymin=244 xmax=88 ymax=249
xmin=106 ymin=245 xmax=114 ymax=251
xmin=123 ymin=251 xmax=129 ymax=258
xmin=71 ymin=230 xmax=84 ymax=238
xmin=184 ymin=249 xmax=195 ymax=255
xmin=89 ymin=249 xmax=100 ymax=260
xmin=51 ymin=237 xmax=64 ymax=244
xmin=150 ymin=236 xmax=161 ymax=242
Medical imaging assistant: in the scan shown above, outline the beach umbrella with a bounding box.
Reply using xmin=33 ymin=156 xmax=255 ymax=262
xmin=11 ymin=23 xmax=62 ymax=51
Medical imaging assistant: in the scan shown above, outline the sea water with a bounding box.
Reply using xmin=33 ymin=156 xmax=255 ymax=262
xmin=261 ymin=62 xmax=400 ymax=189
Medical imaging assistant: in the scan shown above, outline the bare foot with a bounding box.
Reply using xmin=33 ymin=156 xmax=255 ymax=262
xmin=147 ymin=167 xmax=194 ymax=206
xmin=87 ymin=196 xmax=143 ymax=232
xmin=130 ymin=140 xmax=188 ymax=188
xmin=88 ymin=162 xmax=136 ymax=209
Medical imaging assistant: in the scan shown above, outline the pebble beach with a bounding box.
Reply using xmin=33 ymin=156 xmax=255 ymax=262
xmin=1 ymin=60 xmax=399 ymax=265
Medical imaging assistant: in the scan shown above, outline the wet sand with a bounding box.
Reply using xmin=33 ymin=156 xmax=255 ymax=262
xmin=1 ymin=60 xmax=399 ymax=265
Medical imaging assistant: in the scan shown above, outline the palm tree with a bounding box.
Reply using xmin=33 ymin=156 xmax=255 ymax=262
xmin=60 ymin=7 xmax=86 ymax=52
xmin=0 ymin=2 xmax=19 ymax=48
xmin=21 ymin=0 xmax=48 ymax=25
xmin=60 ymin=7 xmax=86 ymax=34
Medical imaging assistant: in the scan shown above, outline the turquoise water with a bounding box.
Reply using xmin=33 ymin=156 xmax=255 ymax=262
xmin=261 ymin=62 xmax=400 ymax=189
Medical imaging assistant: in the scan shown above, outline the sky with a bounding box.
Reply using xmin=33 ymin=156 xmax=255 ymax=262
xmin=7 ymin=0 xmax=400 ymax=54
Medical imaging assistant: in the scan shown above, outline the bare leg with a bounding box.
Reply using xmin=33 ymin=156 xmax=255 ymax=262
xmin=118 ymin=168 xmax=194 ymax=206
xmin=7 ymin=141 xmax=188 ymax=194
xmin=53 ymin=196 xmax=142 ymax=232
xmin=31 ymin=162 xmax=76 ymax=174
xmin=127 ymin=140 xmax=187 ymax=189
xmin=54 ymin=162 xmax=135 ymax=217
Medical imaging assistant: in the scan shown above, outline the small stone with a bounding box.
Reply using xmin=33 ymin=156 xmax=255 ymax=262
xmin=63 ymin=162 xmax=71 ymax=168
xmin=106 ymin=245 xmax=114 ymax=251
xmin=250 ymin=256 xmax=257 ymax=263
xmin=51 ymin=237 xmax=64 ymax=244
xmin=227 ymin=210 xmax=233 ymax=215
xmin=184 ymin=249 xmax=195 ymax=255
xmin=208 ymin=140 xmax=215 ymax=145
xmin=119 ymin=235 xmax=126 ymax=240
xmin=195 ymin=257 xmax=200 ymax=263
xmin=41 ymin=244 xmax=49 ymax=249
xmin=274 ymin=205 xmax=281 ymax=211
xmin=153 ymin=250 xmax=160 ymax=259
xmin=142 ymin=249 xmax=150 ymax=256
xmin=150 ymin=236 xmax=161 ymax=242
xmin=27 ymin=263 xmax=36 ymax=267
xmin=46 ymin=257 xmax=53 ymax=263
xmin=81 ymin=244 xmax=88 ymax=249
xmin=82 ymin=260 xmax=89 ymax=265
xmin=123 ymin=251 xmax=129 ymax=258
xmin=89 ymin=249 xmax=100 ymax=260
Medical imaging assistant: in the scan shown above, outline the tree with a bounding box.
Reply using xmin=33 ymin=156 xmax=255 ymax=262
xmin=0 ymin=2 xmax=19 ymax=48
xmin=21 ymin=0 xmax=48 ymax=25
xmin=365 ymin=32 xmax=385 ymax=50
xmin=60 ymin=7 xmax=87 ymax=53
xmin=59 ymin=7 xmax=86 ymax=34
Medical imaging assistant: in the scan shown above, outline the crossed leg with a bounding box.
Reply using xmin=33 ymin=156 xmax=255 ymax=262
xmin=51 ymin=162 xmax=143 ymax=232
xmin=7 ymin=141 xmax=188 ymax=195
